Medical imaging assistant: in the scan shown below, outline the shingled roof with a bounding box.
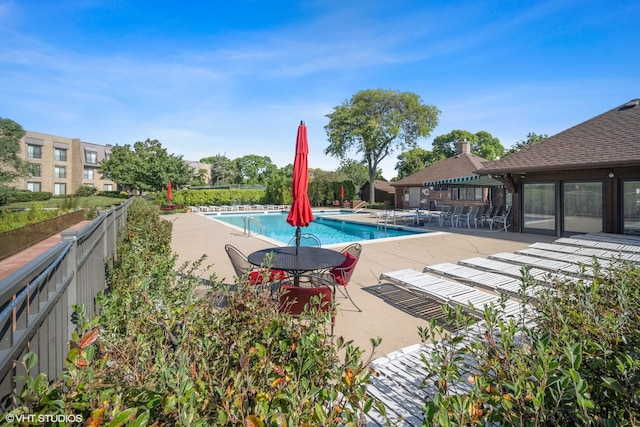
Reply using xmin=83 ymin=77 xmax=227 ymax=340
xmin=392 ymin=148 xmax=488 ymax=186
xmin=367 ymin=180 xmax=396 ymax=194
xmin=479 ymin=98 xmax=640 ymax=174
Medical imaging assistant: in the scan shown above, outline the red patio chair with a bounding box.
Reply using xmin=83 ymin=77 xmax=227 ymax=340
xmin=278 ymin=284 xmax=334 ymax=335
xmin=314 ymin=243 xmax=362 ymax=312
xmin=225 ymin=244 xmax=286 ymax=288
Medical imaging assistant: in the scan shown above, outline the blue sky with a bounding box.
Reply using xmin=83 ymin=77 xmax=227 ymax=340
xmin=1 ymin=0 xmax=638 ymax=179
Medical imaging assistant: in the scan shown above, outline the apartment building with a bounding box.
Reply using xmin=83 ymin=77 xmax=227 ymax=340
xmin=13 ymin=131 xmax=210 ymax=195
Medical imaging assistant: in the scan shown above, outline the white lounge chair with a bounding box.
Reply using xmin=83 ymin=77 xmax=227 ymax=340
xmin=423 ymin=262 xmax=537 ymax=297
xmin=379 ymin=269 xmax=527 ymax=319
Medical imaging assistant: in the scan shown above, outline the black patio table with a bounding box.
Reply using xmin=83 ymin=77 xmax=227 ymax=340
xmin=247 ymin=246 xmax=346 ymax=286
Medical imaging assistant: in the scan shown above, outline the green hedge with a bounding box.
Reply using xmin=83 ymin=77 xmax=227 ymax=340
xmin=7 ymin=190 xmax=52 ymax=203
xmin=159 ymin=189 xmax=267 ymax=207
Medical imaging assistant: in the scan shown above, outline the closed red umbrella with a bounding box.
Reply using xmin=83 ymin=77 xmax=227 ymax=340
xmin=167 ymin=181 xmax=172 ymax=201
xmin=287 ymin=121 xmax=314 ymax=252
xmin=340 ymin=184 xmax=344 ymax=203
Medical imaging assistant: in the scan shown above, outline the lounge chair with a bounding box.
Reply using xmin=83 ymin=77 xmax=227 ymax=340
xmin=379 ymin=269 xmax=527 ymax=319
xmin=423 ymin=262 xmax=538 ymax=298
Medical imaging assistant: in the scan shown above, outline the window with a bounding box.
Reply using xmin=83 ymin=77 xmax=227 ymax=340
xmin=54 ymin=183 xmax=66 ymax=196
xmin=85 ymin=151 xmax=98 ymax=164
xmin=523 ymin=182 xmax=556 ymax=232
xmin=563 ymin=181 xmax=603 ymax=234
xmin=28 ymin=163 xmax=41 ymax=177
xmin=27 ymin=182 xmax=41 ymax=192
xmin=451 ymin=187 xmax=483 ymax=201
xmin=623 ymin=180 xmax=640 ymax=236
xmin=103 ymin=184 xmax=113 ymax=192
xmin=54 ymin=166 xmax=67 ymax=178
xmin=84 ymin=167 xmax=95 ymax=179
xmin=54 ymin=148 xmax=67 ymax=161
xmin=27 ymin=145 xmax=42 ymax=159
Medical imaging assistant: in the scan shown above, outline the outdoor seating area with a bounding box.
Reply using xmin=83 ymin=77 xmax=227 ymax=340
xmin=393 ymin=205 xmax=513 ymax=231
xmin=189 ymin=204 xmax=290 ymax=213
xmin=365 ymin=232 xmax=640 ymax=425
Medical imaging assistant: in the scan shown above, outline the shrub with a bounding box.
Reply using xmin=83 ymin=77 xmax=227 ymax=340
xmin=0 ymin=205 xmax=60 ymax=232
xmin=419 ymin=262 xmax=640 ymax=426
xmin=165 ymin=189 xmax=267 ymax=207
xmin=6 ymin=190 xmax=52 ymax=203
xmin=4 ymin=197 xmax=383 ymax=425
xmin=75 ymin=185 xmax=98 ymax=197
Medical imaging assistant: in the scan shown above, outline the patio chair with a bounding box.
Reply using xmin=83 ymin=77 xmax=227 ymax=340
xmin=287 ymin=233 xmax=322 ymax=247
xmin=489 ymin=206 xmax=513 ymax=231
xmin=444 ymin=206 xmax=464 ymax=228
xmin=458 ymin=206 xmax=481 ymax=229
xmin=224 ymin=244 xmax=286 ymax=288
xmin=313 ymin=243 xmax=362 ymax=311
xmin=278 ymin=284 xmax=335 ymax=335
xmin=481 ymin=205 xmax=499 ymax=227
xmin=437 ymin=206 xmax=451 ymax=226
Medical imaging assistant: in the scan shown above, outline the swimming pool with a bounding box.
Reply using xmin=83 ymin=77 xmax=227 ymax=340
xmin=205 ymin=211 xmax=429 ymax=246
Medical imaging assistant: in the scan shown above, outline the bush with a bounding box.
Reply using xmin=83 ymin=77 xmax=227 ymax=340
xmin=6 ymin=190 xmax=52 ymax=203
xmin=165 ymin=189 xmax=267 ymax=207
xmin=0 ymin=205 xmax=61 ymax=232
xmin=98 ymin=190 xmax=130 ymax=199
xmin=419 ymin=262 xmax=640 ymax=426
xmin=75 ymin=185 xmax=98 ymax=197
xmin=4 ymin=197 xmax=383 ymax=425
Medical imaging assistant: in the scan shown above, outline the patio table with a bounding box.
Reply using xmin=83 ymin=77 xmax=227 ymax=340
xmin=248 ymin=246 xmax=345 ymax=286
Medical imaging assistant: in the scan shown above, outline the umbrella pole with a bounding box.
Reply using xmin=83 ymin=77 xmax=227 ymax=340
xmin=295 ymin=227 xmax=301 ymax=255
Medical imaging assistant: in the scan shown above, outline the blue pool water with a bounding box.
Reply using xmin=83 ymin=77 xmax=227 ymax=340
xmin=206 ymin=211 xmax=429 ymax=246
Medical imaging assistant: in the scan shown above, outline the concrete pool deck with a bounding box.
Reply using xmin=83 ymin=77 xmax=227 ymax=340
xmin=167 ymin=210 xmax=557 ymax=357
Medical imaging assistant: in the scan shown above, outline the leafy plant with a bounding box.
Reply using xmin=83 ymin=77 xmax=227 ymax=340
xmin=418 ymin=261 xmax=640 ymax=426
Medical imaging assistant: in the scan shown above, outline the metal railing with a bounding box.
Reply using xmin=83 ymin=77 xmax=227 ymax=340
xmin=244 ymin=216 xmax=266 ymax=237
xmin=0 ymin=199 xmax=131 ymax=409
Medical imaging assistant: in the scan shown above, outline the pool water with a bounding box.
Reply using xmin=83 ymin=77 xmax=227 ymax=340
xmin=206 ymin=211 xmax=429 ymax=246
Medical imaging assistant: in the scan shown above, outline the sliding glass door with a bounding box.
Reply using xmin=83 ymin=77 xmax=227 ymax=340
xmin=623 ymin=180 xmax=640 ymax=236
xmin=523 ymin=183 xmax=556 ymax=233
xmin=562 ymin=181 xmax=603 ymax=234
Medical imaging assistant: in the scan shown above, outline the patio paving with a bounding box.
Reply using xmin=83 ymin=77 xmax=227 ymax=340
xmin=167 ymin=210 xmax=557 ymax=356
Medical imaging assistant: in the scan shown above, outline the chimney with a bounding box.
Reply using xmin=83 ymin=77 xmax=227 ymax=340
xmin=455 ymin=140 xmax=471 ymax=155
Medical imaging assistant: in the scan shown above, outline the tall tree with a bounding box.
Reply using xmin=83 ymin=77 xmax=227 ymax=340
xmin=0 ymin=118 xmax=27 ymax=187
xmin=202 ymin=153 xmax=233 ymax=186
xmin=432 ymin=129 xmax=504 ymax=160
xmin=99 ymin=139 xmax=193 ymax=193
xmin=264 ymin=165 xmax=293 ymax=205
xmin=504 ymin=132 xmax=548 ymax=156
xmin=335 ymin=159 xmax=371 ymax=188
xmin=395 ymin=147 xmax=440 ymax=179
xmin=325 ymin=89 xmax=440 ymax=203
xmin=232 ymin=154 xmax=277 ymax=184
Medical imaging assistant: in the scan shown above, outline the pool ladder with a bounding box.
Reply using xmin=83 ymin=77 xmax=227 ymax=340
xmin=244 ymin=216 xmax=267 ymax=237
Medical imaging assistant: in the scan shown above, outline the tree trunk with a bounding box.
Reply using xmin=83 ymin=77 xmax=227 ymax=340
xmin=368 ymin=172 xmax=376 ymax=204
